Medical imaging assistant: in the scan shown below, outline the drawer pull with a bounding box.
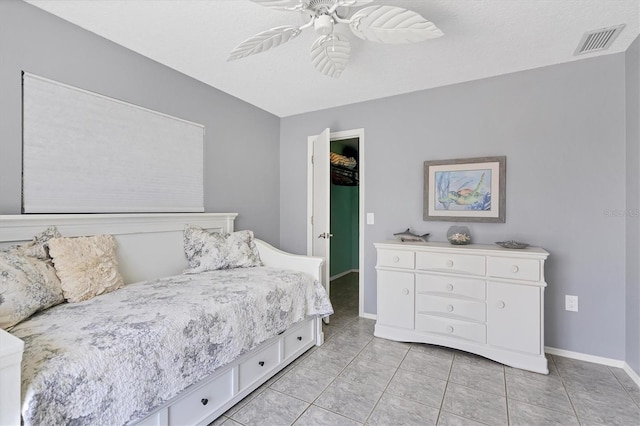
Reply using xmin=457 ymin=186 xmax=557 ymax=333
xmin=446 ymin=304 xmax=454 ymax=312
xmin=446 ymin=260 xmax=454 ymax=267
xmin=447 ymin=325 xmax=454 ymax=333
xmin=402 ymin=288 xmax=410 ymax=295
xmin=511 ymin=265 xmax=519 ymax=273
xmin=201 ymin=398 xmax=208 ymax=406
xmin=392 ymin=256 xmax=400 ymax=263
xmin=497 ymin=301 xmax=506 ymax=309
xmin=446 ymin=283 xmax=454 ymax=291
xmin=258 ymin=361 xmax=265 ymax=367
xmin=297 ymin=336 xmax=302 ymax=341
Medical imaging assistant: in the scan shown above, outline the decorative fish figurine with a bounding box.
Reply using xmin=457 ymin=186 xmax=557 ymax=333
xmin=394 ymin=228 xmax=430 ymax=242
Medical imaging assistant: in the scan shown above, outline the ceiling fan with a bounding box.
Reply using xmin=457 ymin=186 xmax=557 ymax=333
xmin=228 ymin=0 xmax=444 ymax=78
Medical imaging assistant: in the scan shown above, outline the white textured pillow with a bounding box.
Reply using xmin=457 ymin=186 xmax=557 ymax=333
xmin=48 ymin=235 xmax=124 ymax=303
xmin=183 ymin=225 xmax=262 ymax=274
xmin=0 ymin=249 xmax=64 ymax=330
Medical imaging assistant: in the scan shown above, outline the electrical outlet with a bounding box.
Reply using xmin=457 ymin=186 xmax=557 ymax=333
xmin=565 ymin=295 xmax=578 ymax=312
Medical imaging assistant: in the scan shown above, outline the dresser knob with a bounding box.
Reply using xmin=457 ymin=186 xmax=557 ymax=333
xmin=258 ymin=361 xmax=265 ymax=366
xmin=446 ymin=304 xmax=454 ymax=312
xmin=497 ymin=301 xmax=506 ymax=309
xmin=447 ymin=325 xmax=454 ymax=333
xmin=402 ymin=288 xmax=410 ymax=295
xmin=511 ymin=265 xmax=519 ymax=273
xmin=297 ymin=336 xmax=302 ymax=341
xmin=446 ymin=284 xmax=454 ymax=291
xmin=446 ymin=260 xmax=454 ymax=267
xmin=201 ymin=398 xmax=208 ymax=406
xmin=392 ymin=256 xmax=400 ymax=263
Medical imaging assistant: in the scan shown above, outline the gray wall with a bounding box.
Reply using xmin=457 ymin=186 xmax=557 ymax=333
xmin=625 ymin=36 xmax=639 ymax=374
xmin=281 ymin=54 xmax=629 ymax=360
xmin=0 ymin=0 xmax=281 ymax=243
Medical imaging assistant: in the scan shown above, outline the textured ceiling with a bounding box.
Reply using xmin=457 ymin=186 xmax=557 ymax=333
xmin=25 ymin=0 xmax=640 ymax=117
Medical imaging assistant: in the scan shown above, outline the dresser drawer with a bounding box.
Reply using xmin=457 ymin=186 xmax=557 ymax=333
xmin=415 ymin=315 xmax=486 ymax=344
xmin=283 ymin=318 xmax=315 ymax=361
xmin=416 ymin=252 xmax=485 ymax=276
xmin=238 ymin=341 xmax=280 ymax=391
xmin=416 ymin=274 xmax=485 ymax=301
xmin=488 ymin=257 xmax=540 ymax=281
xmin=416 ymin=294 xmax=486 ymax=323
xmin=168 ymin=368 xmax=233 ymax=425
xmin=378 ymin=249 xmax=415 ymax=269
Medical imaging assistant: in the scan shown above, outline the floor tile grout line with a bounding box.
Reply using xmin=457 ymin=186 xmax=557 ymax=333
xmin=503 ymin=365 xmax=510 ymax=426
xmin=434 ymin=350 xmax=455 ymax=425
xmin=608 ymin=365 xmax=640 ymax=410
xmin=361 ymin=341 xmax=412 ymax=425
xmin=302 ymin=315 xmax=373 ymax=425
xmin=552 ymin=354 xmax=588 ymax=426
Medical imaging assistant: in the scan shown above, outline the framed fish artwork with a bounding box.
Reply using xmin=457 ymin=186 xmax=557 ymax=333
xmin=423 ymin=156 xmax=506 ymax=222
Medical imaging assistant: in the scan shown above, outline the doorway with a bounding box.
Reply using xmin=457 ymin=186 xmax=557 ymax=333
xmin=307 ymin=128 xmax=365 ymax=319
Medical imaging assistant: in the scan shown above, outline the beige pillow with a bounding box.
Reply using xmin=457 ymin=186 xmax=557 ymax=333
xmin=48 ymin=235 xmax=124 ymax=303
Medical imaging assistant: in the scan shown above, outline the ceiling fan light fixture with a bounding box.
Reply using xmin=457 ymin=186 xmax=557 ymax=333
xmin=314 ymin=14 xmax=334 ymax=35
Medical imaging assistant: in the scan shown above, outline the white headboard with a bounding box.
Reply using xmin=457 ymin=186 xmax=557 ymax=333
xmin=0 ymin=213 xmax=237 ymax=284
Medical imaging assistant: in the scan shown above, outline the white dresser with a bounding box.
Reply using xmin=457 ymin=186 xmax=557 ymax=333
xmin=374 ymin=241 xmax=550 ymax=374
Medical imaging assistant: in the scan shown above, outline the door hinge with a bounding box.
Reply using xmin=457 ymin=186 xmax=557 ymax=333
xmin=311 ymin=155 xmax=314 ymax=164
xmin=310 ymin=215 xmax=313 ymax=225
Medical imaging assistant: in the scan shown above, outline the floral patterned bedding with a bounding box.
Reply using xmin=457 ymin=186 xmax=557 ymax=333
xmin=10 ymin=267 xmax=333 ymax=426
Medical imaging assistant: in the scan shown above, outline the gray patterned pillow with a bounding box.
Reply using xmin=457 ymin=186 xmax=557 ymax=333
xmin=48 ymin=235 xmax=125 ymax=303
xmin=11 ymin=226 xmax=61 ymax=260
xmin=183 ymin=225 xmax=262 ymax=274
xmin=0 ymin=249 xmax=65 ymax=330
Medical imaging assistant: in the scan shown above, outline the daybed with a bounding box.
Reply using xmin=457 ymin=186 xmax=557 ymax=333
xmin=0 ymin=213 xmax=332 ymax=426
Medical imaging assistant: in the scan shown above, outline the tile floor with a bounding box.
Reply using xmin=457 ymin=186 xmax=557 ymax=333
xmin=213 ymin=273 xmax=640 ymax=426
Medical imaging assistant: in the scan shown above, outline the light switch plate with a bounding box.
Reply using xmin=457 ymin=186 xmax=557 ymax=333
xmin=565 ymin=295 xmax=578 ymax=312
xmin=366 ymin=213 xmax=374 ymax=225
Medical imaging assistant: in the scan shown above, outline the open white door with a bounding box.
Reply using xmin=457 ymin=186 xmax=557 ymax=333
xmin=309 ymin=128 xmax=331 ymax=320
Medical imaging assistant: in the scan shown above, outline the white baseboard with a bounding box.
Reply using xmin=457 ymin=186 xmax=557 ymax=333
xmin=330 ymin=269 xmax=359 ymax=281
xmin=545 ymin=346 xmax=640 ymax=387
xmin=360 ymin=312 xmax=376 ymax=320
xmin=623 ymin=363 xmax=640 ymax=387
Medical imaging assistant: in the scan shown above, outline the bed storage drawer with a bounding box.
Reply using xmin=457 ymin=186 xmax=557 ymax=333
xmin=168 ymin=368 xmax=233 ymax=425
xmin=283 ymin=318 xmax=315 ymax=361
xmin=239 ymin=340 xmax=281 ymax=391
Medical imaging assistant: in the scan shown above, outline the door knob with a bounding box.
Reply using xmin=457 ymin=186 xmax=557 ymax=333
xmin=318 ymin=233 xmax=334 ymax=239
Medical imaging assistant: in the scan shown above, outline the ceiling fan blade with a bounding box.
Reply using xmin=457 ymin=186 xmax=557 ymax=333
xmin=349 ymin=5 xmax=444 ymax=44
xmin=310 ymin=34 xmax=350 ymax=78
xmin=249 ymin=0 xmax=307 ymax=11
xmin=228 ymin=26 xmax=302 ymax=61
xmin=336 ymin=0 xmax=374 ymax=7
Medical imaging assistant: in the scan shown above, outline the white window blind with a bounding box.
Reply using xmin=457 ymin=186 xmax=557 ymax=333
xmin=22 ymin=73 xmax=204 ymax=213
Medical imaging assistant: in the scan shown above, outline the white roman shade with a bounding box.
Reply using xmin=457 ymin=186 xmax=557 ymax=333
xmin=22 ymin=73 xmax=204 ymax=213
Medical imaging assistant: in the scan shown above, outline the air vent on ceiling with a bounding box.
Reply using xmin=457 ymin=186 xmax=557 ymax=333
xmin=574 ymin=24 xmax=625 ymax=55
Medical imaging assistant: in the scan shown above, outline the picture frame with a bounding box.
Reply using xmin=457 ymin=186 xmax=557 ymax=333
xmin=424 ymin=156 xmax=506 ymax=223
